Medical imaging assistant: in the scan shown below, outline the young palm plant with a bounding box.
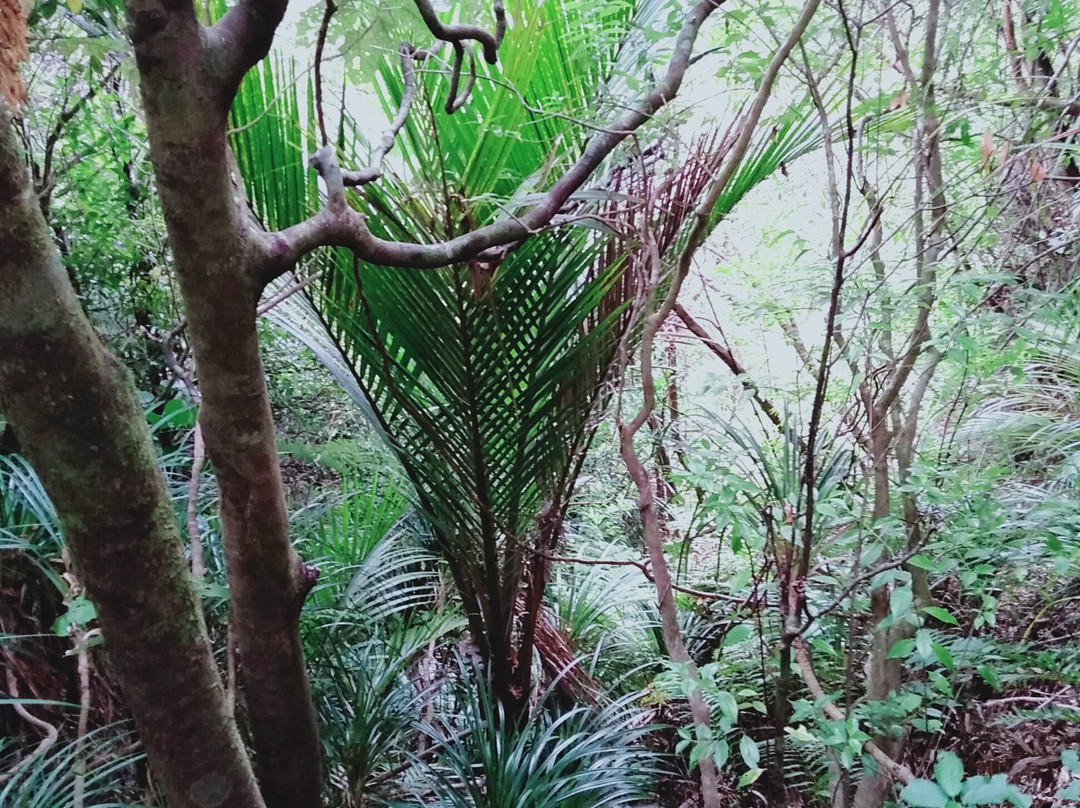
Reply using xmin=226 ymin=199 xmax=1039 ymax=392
xmin=228 ymin=0 xmax=822 ymax=719
xmin=417 ymin=663 xmax=663 ymax=808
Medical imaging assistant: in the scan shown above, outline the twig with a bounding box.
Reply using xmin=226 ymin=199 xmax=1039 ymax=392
xmin=0 ymin=663 xmax=59 ymax=784
xmin=337 ymin=43 xmax=419 ymax=187
xmin=72 ymin=628 xmax=98 ymax=808
xmin=411 ymin=0 xmax=506 ymax=64
xmin=673 ymin=303 xmax=783 ymax=429
xmin=314 ymin=0 xmax=338 ymax=145
xmin=793 ymin=545 xmax=924 ymax=637
xmin=187 ymin=422 xmax=207 ymax=578
xmin=532 ymin=549 xmax=761 ymax=605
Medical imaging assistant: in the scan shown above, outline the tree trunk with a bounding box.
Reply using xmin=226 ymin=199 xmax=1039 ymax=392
xmin=0 ymin=102 xmax=264 ymax=808
xmin=125 ymin=2 xmax=323 ymax=803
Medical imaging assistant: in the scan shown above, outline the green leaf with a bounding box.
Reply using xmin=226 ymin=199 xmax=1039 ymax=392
xmin=785 ymin=725 xmax=816 ymax=742
xmin=932 ymin=642 xmax=955 ymax=671
xmin=889 ymin=638 xmax=916 ymax=659
xmin=929 ymin=671 xmax=954 ymax=698
xmin=891 ymin=586 xmax=914 ymax=619
xmin=715 ymin=690 xmax=739 ymax=725
xmin=712 ymin=738 xmax=730 ymax=769
xmin=737 ymin=767 xmax=764 ymax=788
xmin=1056 ymin=781 xmax=1080 ymax=800
xmin=961 ymin=774 xmax=1014 ymax=805
xmin=977 ymin=664 xmax=1001 ymax=691
xmin=52 ymin=596 xmax=97 ymax=636
xmin=907 ymin=554 xmax=937 ymax=570
xmin=1061 ymin=749 xmax=1080 ymax=774
xmin=900 ymin=778 xmax=948 ymax=808
xmin=934 ymin=751 xmax=964 ymax=798
xmin=923 ymin=606 xmax=960 ymax=626
xmin=739 ymin=734 xmax=760 ymax=769
xmin=724 ymin=624 xmax=753 ymax=647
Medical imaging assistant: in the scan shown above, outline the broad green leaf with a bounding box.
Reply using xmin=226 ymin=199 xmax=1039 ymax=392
xmin=738 ymin=767 xmax=764 ymax=788
xmin=1062 ymin=749 xmax=1080 ymax=774
xmin=933 ymin=751 xmax=964 ymax=798
xmin=1056 ymin=781 xmax=1080 ymax=800
xmin=961 ymin=774 xmax=1017 ymax=805
xmin=900 ymin=778 xmax=948 ymax=808
xmin=739 ymin=735 xmax=760 ymax=769
xmin=891 ymin=586 xmax=914 ymax=620
xmin=977 ymin=664 xmax=1001 ymax=691
xmin=889 ymin=638 xmax=916 ymax=659
xmin=724 ymin=623 xmax=753 ymax=647
xmin=786 ymin=725 xmax=816 ymax=742
xmin=932 ymin=642 xmax=955 ymax=671
xmin=923 ymin=606 xmax=960 ymax=626
xmin=52 ymin=596 xmax=97 ymax=636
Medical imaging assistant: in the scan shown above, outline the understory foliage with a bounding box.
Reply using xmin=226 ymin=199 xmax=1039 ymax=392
xmin=5 ymin=0 xmax=1080 ymax=807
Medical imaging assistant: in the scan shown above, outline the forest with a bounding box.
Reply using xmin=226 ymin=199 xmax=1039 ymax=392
xmin=2 ymin=0 xmax=1080 ymax=805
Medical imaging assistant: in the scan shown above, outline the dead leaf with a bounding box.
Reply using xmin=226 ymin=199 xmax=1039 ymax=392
xmin=1029 ymin=157 xmax=1046 ymax=184
xmin=981 ymin=129 xmax=995 ymax=171
xmin=999 ymin=140 xmax=1011 ymax=167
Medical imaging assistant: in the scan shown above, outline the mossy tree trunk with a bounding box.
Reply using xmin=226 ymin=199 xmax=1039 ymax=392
xmin=0 ymin=100 xmax=266 ymax=808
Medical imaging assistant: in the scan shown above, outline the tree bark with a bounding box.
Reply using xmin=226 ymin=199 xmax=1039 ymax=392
xmin=124 ymin=1 xmax=322 ymax=803
xmin=0 ymin=103 xmax=264 ymax=808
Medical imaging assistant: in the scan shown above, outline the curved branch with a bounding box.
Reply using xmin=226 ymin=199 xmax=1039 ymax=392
xmin=208 ymin=0 xmax=290 ymax=98
xmin=339 ymin=44 xmax=419 ymax=187
xmin=412 ymin=0 xmax=506 ymax=64
xmin=259 ymin=0 xmax=726 ymax=284
xmin=445 ymin=42 xmax=478 ymax=113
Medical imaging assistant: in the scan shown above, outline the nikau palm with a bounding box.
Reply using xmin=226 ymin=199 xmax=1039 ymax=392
xmin=230 ymin=0 xmax=821 ymax=718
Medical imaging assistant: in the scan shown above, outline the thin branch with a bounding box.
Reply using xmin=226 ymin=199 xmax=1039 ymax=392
xmin=794 ymin=545 xmax=924 ymax=636
xmin=337 ymin=44 xmax=420 ymax=187
xmin=1001 ymin=0 xmax=1029 ymax=92
xmin=314 ymin=0 xmax=338 ymax=146
xmin=445 ymin=42 xmax=478 ymax=114
xmin=259 ymin=0 xmax=727 ymax=283
xmin=38 ymin=61 xmax=121 ymax=209
xmin=793 ymin=637 xmax=915 ymax=785
xmin=533 ymin=550 xmax=759 ymax=604
xmin=673 ymin=303 xmax=783 ymax=429
xmin=411 ymin=0 xmax=506 ymax=64
xmin=0 ymin=662 xmax=59 ymax=784
xmin=187 ymin=423 xmax=207 ymax=578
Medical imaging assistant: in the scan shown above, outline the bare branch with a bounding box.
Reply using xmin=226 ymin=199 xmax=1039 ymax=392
xmin=533 ymin=549 xmax=761 ymax=605
xmin=0 ymin=662 xmax=60 ymax=784
xmin=445 ymin=42 xmax=478 ymax=113
xmin=339 ymin=44 xmax=420 ymax=187
xmin=187 ymin=423 xmax=207 ymax=579
xmin=673 ymin=303 xmax=784 ymax=429
xmin=412 ymin=0 xmax=506 ymax=64
xmin=208 ymin=0 xmax=290 ymax=97
xmin=258 ymin=0 xmax=727 ymax=284
xmin=314 ymin=0 xmax=338 ymax=146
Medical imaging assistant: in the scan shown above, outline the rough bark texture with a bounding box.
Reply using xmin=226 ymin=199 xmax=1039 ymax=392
xmin=123 ymin=0 xmax=322 ymax=802
xmin=0 ymin=105 xmax=265 ymax=808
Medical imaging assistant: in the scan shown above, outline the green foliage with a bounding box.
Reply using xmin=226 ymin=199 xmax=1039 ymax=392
xmin=900 ymin=751 xmax=1032 ymax=808
xmin=419 ymin=670 xmax=662 ymax=808
xmin=0 ymin=726 xmax=146 ymax=808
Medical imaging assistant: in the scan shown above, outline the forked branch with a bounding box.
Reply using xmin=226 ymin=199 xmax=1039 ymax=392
xmin=258 ymin=0 xmax=726 ymax=284
xmin=412 ymin=0 xmax=506 ymax=64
